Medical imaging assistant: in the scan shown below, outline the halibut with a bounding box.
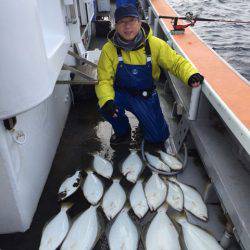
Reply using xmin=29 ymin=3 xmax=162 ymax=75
xmin=82 ymin=170 xmax=104 ymax=205
xmin=102 ymin=179 xmax=126 ymax=220
xmin=108 ymin=206 xmax=139 ymax=250
xmin=145 ymin=173 xmax=167 ymax=211
xmin=93 ymin=154 xmax=113 ymax=179
xmin=145 ymin=152 xmax=171 ymax=172
xmin=175 ymin=216 xmax=223 ymax=250
xmin=146 ymin=205 xmax=181 ymax=250
xmin=122 ymin=151 xmax=143 ymax=183
xmin=130 ymin=179 xmax=149 ymax=218
xmin=39 ymin=203 xmax=71 ymax=250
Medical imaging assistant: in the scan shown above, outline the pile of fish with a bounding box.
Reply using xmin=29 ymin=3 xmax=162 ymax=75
xmin=39 ymin=150 xmax=223 ymax=250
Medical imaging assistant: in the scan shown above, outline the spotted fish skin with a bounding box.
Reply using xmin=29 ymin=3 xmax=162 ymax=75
xmin=58 ymin=170 xmax=81 ymax=201
xmin=108 ymin=207 xmax=139 ymax=250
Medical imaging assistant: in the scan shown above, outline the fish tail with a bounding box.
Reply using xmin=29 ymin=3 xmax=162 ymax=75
xmin=168 ymin=176 xmax=177 ymax=182
xmin=173 ymin=211 xmax=188 ymax=225
xmin=61 ymin=202 xmax=74 ymax=211
xmin=84 ymin=166 xmax=94 ymax=174
xmin=157 ymin=202 xmax=168 ymax=212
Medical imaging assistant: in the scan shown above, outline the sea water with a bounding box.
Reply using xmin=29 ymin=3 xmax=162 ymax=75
xmin=166 ymin=0 xmax=250 ymax=81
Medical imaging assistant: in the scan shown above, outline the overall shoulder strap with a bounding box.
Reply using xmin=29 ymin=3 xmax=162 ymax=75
xmin=145 ymin=39 xmax=151 ymax=62
xmin=116 ymin=47 xmax=123 ymax=62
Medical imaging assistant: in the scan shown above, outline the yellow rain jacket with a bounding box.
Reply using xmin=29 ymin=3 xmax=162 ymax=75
xmin=96 ymin=22 xmax=198 ymax=107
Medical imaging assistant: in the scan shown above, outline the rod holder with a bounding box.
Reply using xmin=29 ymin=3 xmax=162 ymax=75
xmin=188 ymin=85 xmax=201 ymax=120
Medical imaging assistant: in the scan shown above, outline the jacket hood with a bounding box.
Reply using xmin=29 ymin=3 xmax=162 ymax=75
xmin=107 ymin=21 xmax=152 ymax=49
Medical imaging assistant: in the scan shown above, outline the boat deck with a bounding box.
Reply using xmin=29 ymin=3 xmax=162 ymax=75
xmin=0 ymin=80 xmax=240 ymax=249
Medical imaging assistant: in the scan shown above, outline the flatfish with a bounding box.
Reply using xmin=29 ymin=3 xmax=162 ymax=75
xmin=39 ymin=203 xmax=72 ymax=250
xmin=82 ymin=170 xmax=104 ymax=205
xmin=158 ymin=150 xmax=182 ymax=170
xmin=130 ymin=179 xmax=149 ymax=218
xmin=61 ymin=205 xmax=101 ymax=250
xmin=108 ymin=206 xmax=139 ymax=250
xmin=175 ymin=216 xmax=223 ymax=250
xmin=145 ymin=152 xmax=171 ymax=172
xmin=169 ymin=177 xmax=208 ymax=221
xmin=102 ymin=179 xmax=126 ymax=220
xmin=166 ymin=180 xmax=184 ymax=212
xmin=58 ymin=170 xmax=82 ymax=201
xmin=146 ymin=204 xmax=181 ymax=250
xmin=145 ymin=172 xmax=167 ymax=211
xmin=121 ymin=150 xmax=143 ymax=183
xmin=93 ymin=154 xmax=113 ymax=179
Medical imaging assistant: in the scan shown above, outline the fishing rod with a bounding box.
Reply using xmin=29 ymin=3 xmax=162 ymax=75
xmin=158 ymin=12 xmax=250 ymax=33
xmin=159 ymin=12 xmax=250 ymax=24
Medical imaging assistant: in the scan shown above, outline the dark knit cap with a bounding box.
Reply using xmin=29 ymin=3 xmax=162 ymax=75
xmin=114 ymin=4 xmax=139 ymax=23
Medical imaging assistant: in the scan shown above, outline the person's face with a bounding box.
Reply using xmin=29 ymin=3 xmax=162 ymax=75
xmin=116 ymin=16 xmax=141 ymax=41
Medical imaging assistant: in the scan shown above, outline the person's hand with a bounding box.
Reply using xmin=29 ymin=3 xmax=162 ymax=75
xmin=188 ymin=73 xmax=204 ymax=88
xmin=101 ymin=100 xmax=119 ymax=118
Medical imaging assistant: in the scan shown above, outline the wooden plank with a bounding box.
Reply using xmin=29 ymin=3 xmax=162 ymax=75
xmin=68 ymin=50 xmax=98 ymax=67
xmin=62 ymin=64 xmax=96 ymax=81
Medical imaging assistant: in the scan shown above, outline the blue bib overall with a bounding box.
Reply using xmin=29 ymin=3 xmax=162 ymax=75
xmin=100 ymin=40 xmax=169 ymax=143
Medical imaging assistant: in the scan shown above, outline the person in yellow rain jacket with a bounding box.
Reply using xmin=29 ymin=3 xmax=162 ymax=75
xmin=96 ymin=4 xmax=204 ymax=147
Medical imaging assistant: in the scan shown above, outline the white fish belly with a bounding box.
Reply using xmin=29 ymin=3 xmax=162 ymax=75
xmin=166 ymin=181 xmax=184 ymax=212
xmin=122 ymin=151 xmax=142 ymax=183
xmin=178 ymin=181 xmax=208 ymax=221
xmin=109 ymin=209 xmax=139 ymax=250
xmin=39 ymin=210 xmax=69 ymax=250
xmin=93 ymin=155 xmax=113 ymax=178
xmin=61 ymin=206 xmax=98 ymax=250
xmin=102 ymin=181 xmax=126 ymax=220
xmin=146 ymin=211 xmax=180 ymax=250
xmin=159 ymin=151 xmax=182 ymax=170
xmin=181 ymin=219 xmax=223 ymax=250
xmin=145 ymin=173 xmax=167 ymax=211
xmin=83 ymin=172 xmax=103 ymax=205
xmin=145 ymin=152 xmax=170 ymax=172
xmin=130 ymin=181 xmax=149 ymax=218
